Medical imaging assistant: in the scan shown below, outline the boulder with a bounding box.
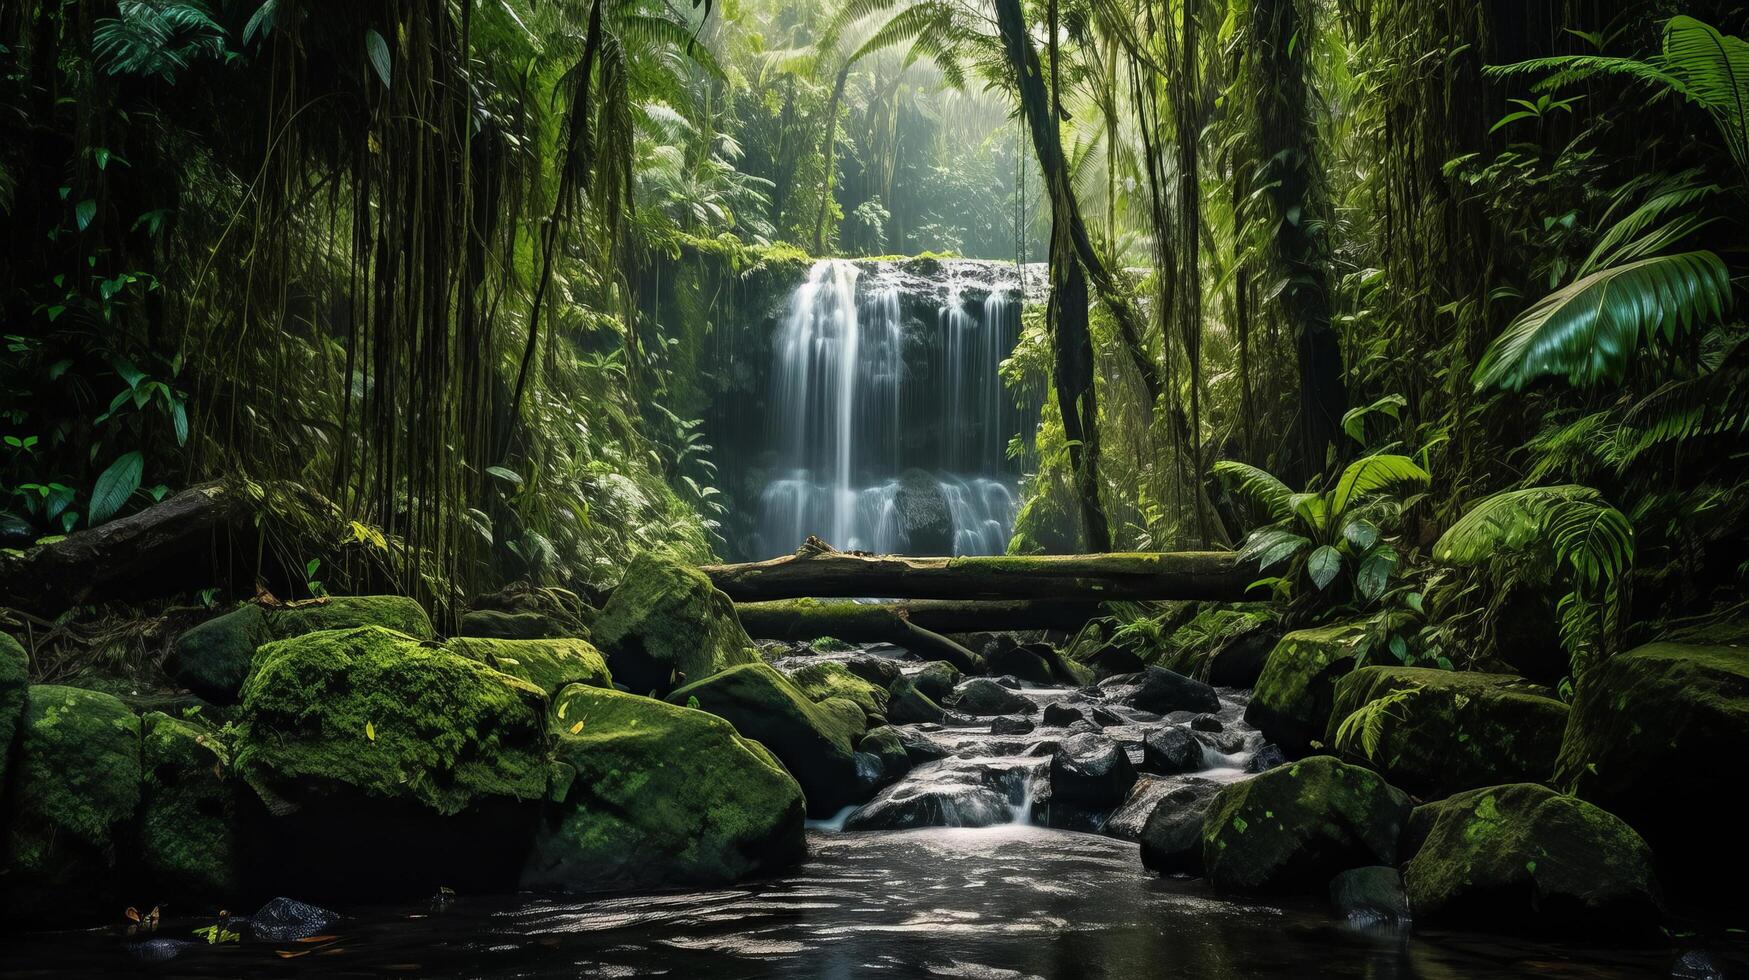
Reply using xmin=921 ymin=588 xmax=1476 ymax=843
xmin=1139 ymin=779 xmax=1222 ymax=875
xmin=445 ymin=636 xmax=613 ymax=696
xmin=524 ymin=684 xmax=807 ymax=891
xmin=1041 ymin=702 xmax=1089 ymax=727
xmin=1552 ymin=639 xmax=1749 ymax=919
xmin=1247 ymin=744 xmax=1289 ymax=773
xmin=951 ymin=678 xmax=1036 ymax=716
xmin=245 ymin=897 xmax=341 ymax=942
xmin=844 ymin=656 xmax=903 ymax=689
xmin=1329 ymin=866 xmax=1411 ymax=925
xmin=139 ymin=711 xmax=241 ymax=903
xmin=788 ymin=661 xmax=890 ymax=719
xmin=1402 ymin=783 xmax=1660 ymax=938
xmin=1099 ymin=666 xmax=1220 ymax=715
xmin=1245 ymin=622 xmax=1368 ymax=754
xmin=668 ymin=663 xmax=861 ymax=816
xmin=1047 ymin=732 xmax=1137 ymax=810
xmin=1202 ymin=756 xmax=1411 ymax=894
xmin=859 ymin=726 xmax=912 ymax=783
xmin=886 ymin=677 xmax=947 ymax=724
xmin=991 ymin=715 xmax=1036 ymax=736
xmin=457 ymin=609 xmax=573 ymax=640
xmin=888 ymin=726 xmax=950 ymax=766
xmin=911 ymin=661 xmax=962 ymax=702
xmin=1190 ymin=715 xmax=1223 ymax=733
xmin=1326 ymin=667 xmax=1567 ymax=798
xmin=1155 ymin=606 xmax=1281 ymax=687
xmin=592 ymin=552 xmax=757 ymax=697
xmin=1141 ymin=727 xmax=1205 ymax=774
xmin=815 ymin=696 xmax=870 ymax=741
xmin=0 ymin=633 xmax=25 ymax=800
xmin=1 ymin=685 xmax=141 ymax=923
xmin=844 ymin=781 xmax=1012 ymax=830
xmin=983 ymin=636 xmax=1055 ymax=686
xmin=165 ymin=596 xmax=434 ymax=704
xmin=1075 ymin=641 xmax=1146 ymax=681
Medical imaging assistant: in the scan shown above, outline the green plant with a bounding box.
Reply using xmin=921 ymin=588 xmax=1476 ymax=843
xmin=1332 ymin=685 xmax=1421 ymax=757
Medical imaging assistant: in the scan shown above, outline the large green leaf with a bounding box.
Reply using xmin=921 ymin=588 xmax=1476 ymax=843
xmin=1660 ymin=16 xmax=1749 ymax=177
xmin=1473 ymin=251 xmax=1732 ymax=391
xmin=1330 ymin=454 xmax=1429 ymax=517
xmin=89 ymin=451 xmax=144 ymax=525
xmin=1433 ymin=485 xmax=1604 ymax=566
xmin=1306 ymin=545 xmax=1343 ymax=590
xmin=1210 ymin=461 xmax=1294 ymax=522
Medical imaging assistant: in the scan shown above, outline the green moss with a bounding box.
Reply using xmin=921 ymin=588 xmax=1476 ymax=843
xmin=592 ymin=552 xmax=757 ymax=696
xmin=1 ymin=632 xmax=26 ymax=800
xmin=1327 ymin=667 xmax=1568 ymax=798
xmin=859 ymin=725 xmax=908 ymax=775
xmin=1402 ymin=783 xmax=1658 ymax=937
xmin=235 ymin=626 xmax=549 ymax=817
xmin=457 ymin=609 xmax=577 ymax=640
xmin=139 ymin=712 xmax=241 ymax=901
xmin=1245 ymin=622 xmax=1368 ymax=753
xmin=1200 ymin=755 xmax=1410 ymax=894
xmin=2 ymin=684 xmax=142 ymax=922
xmin=787 ymin=660 xmax=890 ymax=719
xmin=1153 ymin=606 xmax=1279 ymax=686
xmin=445 ymin=636 xmax=613 ymax=696
xmin=522 ymin=684 xmax=806 ymax=891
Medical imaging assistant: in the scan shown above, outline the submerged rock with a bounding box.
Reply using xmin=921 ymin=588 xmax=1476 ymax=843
xmin=1329 ymin=866 xmax=1411 ymax=926
xmin=1139 ymin=779 xmax=1222 ymax=875
xmin=1100 ymin=666 xmax=1220 ymax=715
xmin=445 ymin=636 xmax=613 ymax=696
xmin=1201 ymin=755 xmax=1410 ymax=894
xmin=1553 ymin=639 xmax=1749 ymax=920
xmin=246 ymin=897 xmax=341 ymax=942
xmin=668 ymin=662 xmax=861 ymax=816
xmin=139 ymin=711 xmax=241 ymax=903
xmin=592 ymin=552 xmax=757 ymax=697
xmin=525 ymin=684 xmax=806 ymax=890
xmin=951 ymin=677 xmax=1035 ymax=716
xmin=788 ymin=660 xmax=890 ymax=720
xmin=1 ymin=684 xmax=141 ymax=923
xmin=1402 ymin=783 xmax=1660 ymax=938
xmin=165 ymin=595 xmax=434 ymax=703
xmin=1245 ymin=623 xmax=1368 ymax=755
xmin=1326 ymin=666 xmax=1567 ymax=798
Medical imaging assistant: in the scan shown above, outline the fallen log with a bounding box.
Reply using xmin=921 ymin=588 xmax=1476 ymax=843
xmin=704 ymin=545 xmax=1251 ymax=602
xmin=736 ymin=598 xmax=1105 ymax=636
xmin=737 ymin=598 xmax=982 ymax=672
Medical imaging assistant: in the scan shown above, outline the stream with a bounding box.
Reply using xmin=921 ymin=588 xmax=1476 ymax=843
xmin=0 ymin=644 xmax=1707 ymax=978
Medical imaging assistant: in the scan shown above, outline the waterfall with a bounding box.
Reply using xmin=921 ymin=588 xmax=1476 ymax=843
xmin=755 ymin=259 xmax=1028 ymax=558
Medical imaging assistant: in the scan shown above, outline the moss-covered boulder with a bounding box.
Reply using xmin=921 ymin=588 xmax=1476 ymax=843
xmin=1402 ymin=783 xmax=1660 ymax=937
xmin=592 ymin=552 xmax=757 ymax=696
xmin=446 ymin=636 xmax=612 ymax=696
xmin=787 ymin=660 xmax=890 ymax=720
xmin=139 ymin=711 xmax=241 ymax=903
xmin=1201 ymin=755 xmax=1410 ymax=894
xmin=668 ymin=663 xmax=861 ymax=816
xmin=236 ymin=626 xmax=549 ymax=815
xmin=911 ymin=661 xmax=962 ymax=702
xmin=165 ymin=596 xmax=435 ymax=704
xmin=1155 ymin=606 xmax=1280 ymax=687
xmin=1 ymin=685 xmax=141 ymax=923
xmin=0 ymin=633 xmax=26 ymax=801
xmin=458 ymin=609 xmax=574 ymax=640
xmin=815 ymin=696 xmax=870 ymax=741
xmin=1326 ymin=667 xmax=1568 ymax=798
xmin=523 ymin=684 xmax=806 ymax=891
xmin=886 ymin=677 xmax=946 ymax=724
xmin=1246 ymin=623 xmax=1368 ymax=754
xmin=1553 ymin=639 xmax=1749 ymax=919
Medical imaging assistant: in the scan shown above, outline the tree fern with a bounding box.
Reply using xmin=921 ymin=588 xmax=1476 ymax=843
xmin=93 ymin=0 xmax=227 ymax=83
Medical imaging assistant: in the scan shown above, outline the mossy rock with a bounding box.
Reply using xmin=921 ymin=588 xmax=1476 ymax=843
xmin=0 ymin=633 xmax=26 ymax=804
xmin=787 ymin=660 xmax=890 ymax=720
xmin=458 ymin=609 xmax=576 ymax=641
xmin=1 ymin=685 xmax=142 ymax=923
xmin=911 ymin=661 xmax=962 ymax=702
xmin=1553 ymin=639 xmax=1749 ymax=921
xmin=166 ymin=596 xmax=435 ymax=704
xmin=1245 ymin=622 xmax=1368 ymax=755
xmin=235 ymin=626 xmax=549 ymax=817
xmin=139 ymin=711 xmax=241 ymax=903
xmin=522 ymin=684 xmax=806 ymax=892
xmin=1154 ymin=606 xmax=1280 ymax=687
xmin=1201 ymin=755 xmax=1410 ymax=894
xmin=1402 ymin=783 xmax=1660 ymax=938
xmin=815 ymin=696 xmax=870 ymax=741
xmin=1326 ymin=667 xmax=1568 ymax=799
xmin=667 ymin=663 xmax=861 ymax=817
xmin=445 ymin=636 xmax=613 ymax=696
xmin=592 ymin=552 xmax=758 ymax=697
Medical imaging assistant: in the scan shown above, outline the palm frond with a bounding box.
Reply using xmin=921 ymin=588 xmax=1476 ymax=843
xmin=1211 ymin=460 xmax=1294 ymax=522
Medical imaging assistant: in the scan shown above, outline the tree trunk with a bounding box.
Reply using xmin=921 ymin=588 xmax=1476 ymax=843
xmin=737 ymin=598 xmax=1106 ymax=635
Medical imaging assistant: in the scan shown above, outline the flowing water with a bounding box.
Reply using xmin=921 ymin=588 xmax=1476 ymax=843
xmin=756 ymin=259 xmax=1029 ymax=557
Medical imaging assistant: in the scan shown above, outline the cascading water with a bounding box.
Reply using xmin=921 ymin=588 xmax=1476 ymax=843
xmin=755 ymin=258 xmax=1029 ymax=558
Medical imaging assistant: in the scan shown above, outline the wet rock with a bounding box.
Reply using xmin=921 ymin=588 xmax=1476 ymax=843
xmin=845 ymin=656 xmax=902 ymax=689
xmin=854 ymin=751 xmax=888 ymax=796
xmin=951 ymin=677 xmax=1036 ymax=716
xmin=1091 ymin=705 xmax=1128 ymax=727
xmin=1330 ymin=866 xmax=1411 ymax=925
xmin=911 ymin=661 xmax=963 ymax=702
xmin=1246 ymin=623 xmax=1368 ymax=755
xmin=816 ymin=696 xmax=871 ymax=741
xmin=889 ymin=726 xmax=950 ymax=765
xmin=1099 ymin=666 xmax=1219 ymax=715
xmin=1553 ymin=638 xmax=1749 ymax=919
xmin=1048 ymin=732 xmax=1137 ymax=809
xmin=445 ymin=636 xmax=613 ymax=697
xmin=1042 ymin=702 xmax=1089 ymax=727
xmin=886 ymin=677 xmax=947 ymax=724
xmin=1076 ymin=642 xmax=1146 ymax=681
xmin=1247 ymin=744 xmax=1289 ymax=773
xmin=1202 ymin=756 xmax=1411 ymax=894
xmin=592 ymin=552 xmax=757 ymax=697
xmin=527 ymin=685 xmax=806 ymax=890
xmin=126 ymin=938 xmax=201 ymax=964
xmin=859 ymin=726 xmax=913 ymax=782
xmin=247 ymin=897 xmax=340 ymax=942
xmin=845 ymin=782 xmax=1013 ymax=830
xmin=165 ymin=595 xmax=435 ymax=704
xmin=991 ymin=715 xmax=1036 ymax=736
xmin=668 ymin=663 xmax=861 ymax=816
xmin=1190 ymin=714 xmax=1223 ymax=733
xmin=787 ymin=660 xmax=891 ymax=720
xmin=1141 ymin=727 xmax=1205 ymax=774
xmin=1671 ymin=950 xmax=1730 ymax=980
xmin=893 ymin=469 xmax=954 ymax=555
xmin=984 ymin=636 xmax=1055 ymax=686
xmin=1402 ymin=783 xmax=1660 ymax=939
xmin=1139 ymin=780 xmax=1222 ymax=875
xmin=1326 ymin=666 xmax=1567 ymax=799
xmin=1065 ymin=719 xmax=1102 ymax=735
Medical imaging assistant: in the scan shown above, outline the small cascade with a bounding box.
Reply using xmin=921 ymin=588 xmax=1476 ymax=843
xmin=755 ymin=258 xmax=1030 ymax=558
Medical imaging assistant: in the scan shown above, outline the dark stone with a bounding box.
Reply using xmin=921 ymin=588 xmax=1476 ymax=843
xmin=248 ymin=897 xmax=339 ymax=942
xmin=1190 ymin=714 xmax=1223 ymax=733
xmin=1139 ymin=780 xmax=1221 ymax=875
xmin=1078 ymin=642 xmax=1146 ymax=681
xmin=845 ymin=656 xmax=903 ymax=689
xmin=1048 ymin=732 xmax=1137 ymax=808
xmin=1330 ymin=866 xmax=1411 ymax=925
xmin=1100 ymin=667 xmax=1220 ymax=715
xmin=1141 ymin=727 xmax=1205 ymax=774
xmin=1247 ymin=744 xmax=1289 ymax=773
xmin=990 ymin=715 xmax=1036 ymax=736
xmin=911 ymin=661 xmax=962 ymax=702
xmin=1042 ymin=702 xmax=1089 ymax=727
xmin=893 ymin=469 xmax=954 ymax=555
xmin=1065 ymin=720 xmax=1101 ymax=735
xmin=886 ymin=678 xmax=947 ymax=724
xmin=1091 ymin=705 xmax=1127 ymax=727
xmin=844 ymin=783 xmax=1013 ymax=830
xmin=890 ymin=726 xmax=950 ymax=766
xmin=859 ymin=726 xmax=912 ymax=783
xmin=951 ymin=678 xmax=1035 ymax=716
xmin=985 ymin=636 xmax=1055 ymax=686
xmin=458 ymin=609 xmax=571 ymax=640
